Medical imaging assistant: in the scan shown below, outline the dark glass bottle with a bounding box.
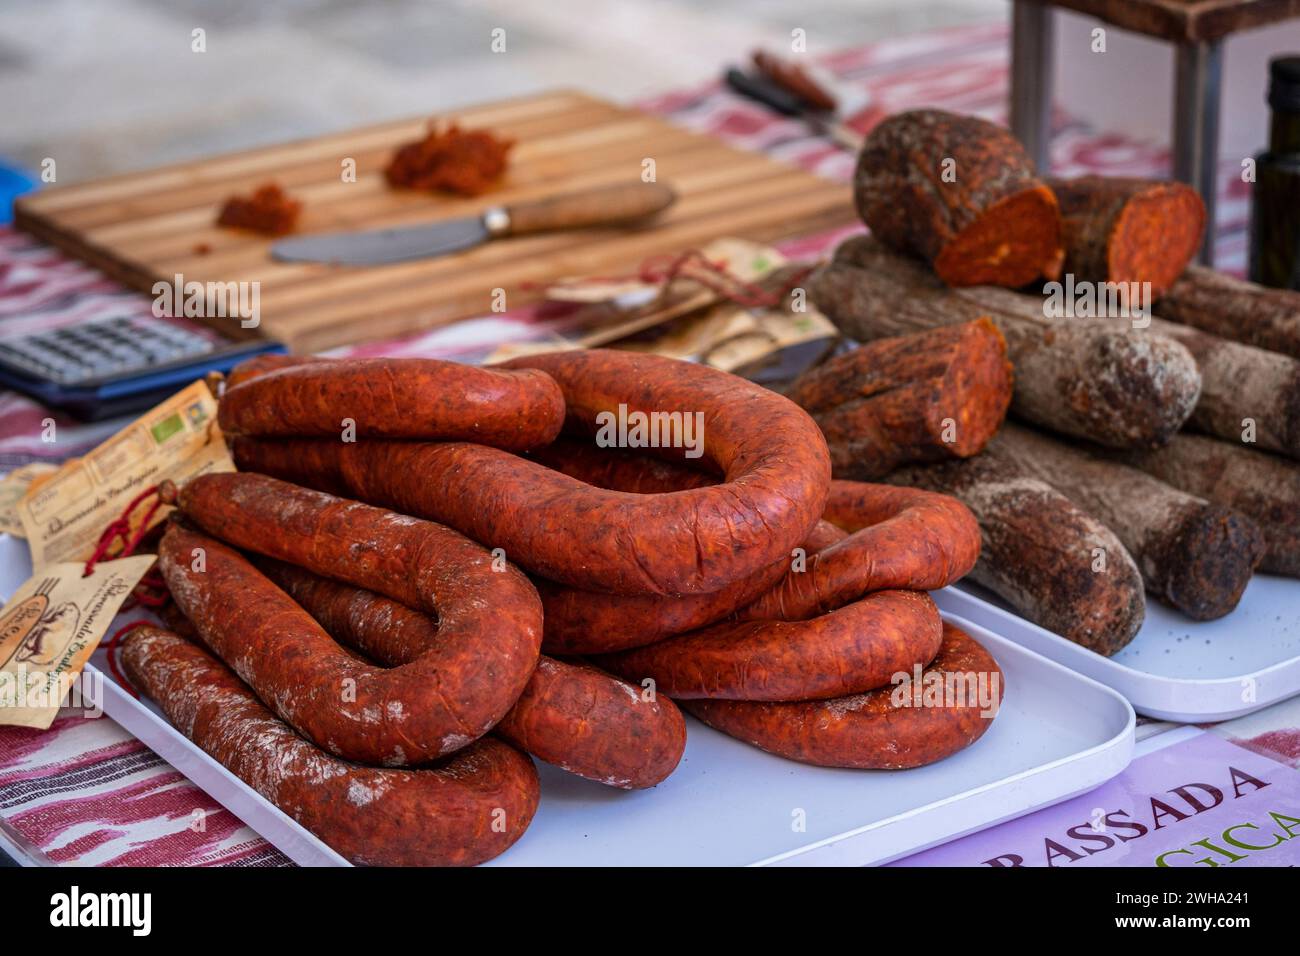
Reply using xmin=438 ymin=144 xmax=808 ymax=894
xmin=1250 ymin=56 xmax=1300 ymax=289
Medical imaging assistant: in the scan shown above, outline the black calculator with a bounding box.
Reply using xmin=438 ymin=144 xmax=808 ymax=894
xmin=0 ymin=314 xmax=285 ymax=420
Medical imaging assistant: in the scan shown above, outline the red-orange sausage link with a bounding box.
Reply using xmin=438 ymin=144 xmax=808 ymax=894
xmin=538 ymin=520 xmax=846 ymax=655
xmin=597 ymin=589 xmax=942 ymax=701
xmin=682 ymin=622 xmax=1003 ymax=769
xmin=526 ymin=437 xmax=844 ymax=653
xmin=231 ymin=350 xmax=829 ymax=596
xmin=121 ymin=626 xmax=538 ymax=866
xmin=219 ymin=356 xmax=565 ymax=450
xmin=256 ymin=558 xmax=686 ymax=790
xmin=495 ymin=657 xmax=685 ymax=789
xmin=740 ymin=479 xmax=981 ymax=620
xmin=163 ymin=473 xmax=542 ymax=765
xmin=226 ymin=351 xmax=832 ymax=596
xmin=223 ymin=352 xmax=311 ymax=389
xmin=498 ymin=349 xmax=832 ymax=594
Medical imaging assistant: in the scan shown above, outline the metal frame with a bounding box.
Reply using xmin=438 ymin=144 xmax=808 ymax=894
xmin=1008 ymin=0 xmax=1224 ymax=265
xmin=1010 ymin=0 xmax=1055 ymax=174
xmin=1173 ymin=40 xmax=1224 ymax=265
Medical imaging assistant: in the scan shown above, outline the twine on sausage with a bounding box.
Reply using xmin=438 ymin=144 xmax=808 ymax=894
xmin=524 ymin=248 xmax=815 ymax=310
xmin=100 ymin=619 xmax=153 ymax=699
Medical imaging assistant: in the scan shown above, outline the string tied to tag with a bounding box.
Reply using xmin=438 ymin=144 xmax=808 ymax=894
xmin=634 ymin=249 xmax=814 ymax=309
xmin=82 ymin=484 xmax=164 ymax=578
xmin=524 ymin=248 xmax=815 ymax=311
xmin=84 ymin=481 xmax=184 ymax=615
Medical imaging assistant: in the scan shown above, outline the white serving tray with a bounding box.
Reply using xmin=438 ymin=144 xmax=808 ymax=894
xmin=0 ymin=536 xmax=1134 ymax=866
xmin=936 ymin=577 xmax=1300 ymax=724
xmin=485 ymin=613 xmax=1134 ymax=866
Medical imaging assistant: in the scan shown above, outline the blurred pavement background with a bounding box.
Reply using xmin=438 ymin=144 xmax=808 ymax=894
xmin=0 ymin=0 xmax=998 ymax=180
xmin=1 ymin=0 xmax=1297 ymax=183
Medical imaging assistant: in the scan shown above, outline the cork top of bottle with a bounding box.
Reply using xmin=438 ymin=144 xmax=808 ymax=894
xmin=1270 ymin=55 xmax=1300 ymax=112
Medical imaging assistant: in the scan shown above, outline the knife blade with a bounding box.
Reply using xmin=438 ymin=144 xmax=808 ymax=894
xmin=271 ymin=180 xmax=677 ymax=266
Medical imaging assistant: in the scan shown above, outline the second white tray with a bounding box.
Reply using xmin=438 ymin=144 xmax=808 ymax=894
xmin=935 ymin=576 xmax=1300 ymax=723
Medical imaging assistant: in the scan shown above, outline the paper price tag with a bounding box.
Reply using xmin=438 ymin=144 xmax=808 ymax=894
xmin=0 ymin=554 xmax=155 ymax=729
xmin=16 ymin=380 xmax=234 ymax=569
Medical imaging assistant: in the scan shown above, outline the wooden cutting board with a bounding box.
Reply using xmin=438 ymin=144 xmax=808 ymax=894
xmin=15 ymin=91 xmax=854 ymax=352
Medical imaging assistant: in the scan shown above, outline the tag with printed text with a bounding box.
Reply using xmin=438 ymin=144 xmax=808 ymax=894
xmin=16 ymin=380 xmax=234 ymax=568
xmin=0 ymin=554 xmax=155 ymax=729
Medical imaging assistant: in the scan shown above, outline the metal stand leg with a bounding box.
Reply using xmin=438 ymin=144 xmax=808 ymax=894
xmin=1173 ymin=40 xmax=1223 ymax=266
xmin=1010 ymin=0 xmax=1054 ymax=173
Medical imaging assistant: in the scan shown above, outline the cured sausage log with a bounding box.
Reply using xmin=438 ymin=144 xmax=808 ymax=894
xmin=233 ymin=352 xmax=831 ymax=597
xmin=1048 ymin=176 xmax=1205 ymax=298
xmin=255 ymin=558 xmax=686 ymax=789
xmin=598 ymin=589 xmax=941 ymax=701
xmin=889 ymin=454 xmax=1146 ymax=655
xmin=121 ymin=626 xmax=538 ymax=866
xmin=825 ymin=248 xmax=1300 ymax=460
xmin=1155 ymin=265 xmax=1300 ymax=360
xmin=854 ymin=109 xmax=1061 ymax=287
xmin=1142 ymin=319 xmax=1300 ymax=461
xmin=742 ymin=481 xmax=980 ymax=620
xmin=161 ymin=473 xmax=542 ymax=764
xmin=979 ymin=277 xmax=1300 ymax=459
xmin=784 ymin=319 xmax=1012 ymax=480
xmin=1112 ymin=433 xmax=1300 ymax=577
xmin=811 ymin=236 xmax=1201 ymax=449
xmin=682 ymin=622 xmax=1002 ymax=769
xmin=218 ymin=356 xmax=565 ymax=450
xmin=854 ymin=241 xmax=1300 ymax=460
xmin=991 ymin=424 xmax=1265 ymax=620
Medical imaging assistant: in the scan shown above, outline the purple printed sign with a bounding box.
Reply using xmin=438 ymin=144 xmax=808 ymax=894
xmin=893 ymin=731 xmax=1300 ymax=867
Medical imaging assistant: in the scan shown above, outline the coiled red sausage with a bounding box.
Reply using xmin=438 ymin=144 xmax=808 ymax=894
xmin=121 ymin=626 xmax=538 ymax=866
xmin=739 ymin=480 xmax=981 ymax=620
xmin=537 ymin=521 xmax=846 ymax=655
xmin=161 ymin=473 xmax=542 ymax=765
xmin=525 ymin=437 xmax=842 ymax=653
xmin=255 ymin=558 xmax=686 ymax=789
xmin=235 ymin=351 xmax=829 ymax=596
xmin=682 ymin=622 xmax=1003 ymax=769
xmin=597 ymin=589 xmax=941 ymax=701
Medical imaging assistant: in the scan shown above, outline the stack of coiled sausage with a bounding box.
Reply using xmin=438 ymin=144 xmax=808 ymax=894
xmin=121 ymin=349 xmax=1002 ymax=867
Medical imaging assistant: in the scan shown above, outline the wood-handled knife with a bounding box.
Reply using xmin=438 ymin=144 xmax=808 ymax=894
xmin=724 ymin=57 xmax=863 ymax=155
xmin=271 ymin=181 xmax=677 ymax=266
